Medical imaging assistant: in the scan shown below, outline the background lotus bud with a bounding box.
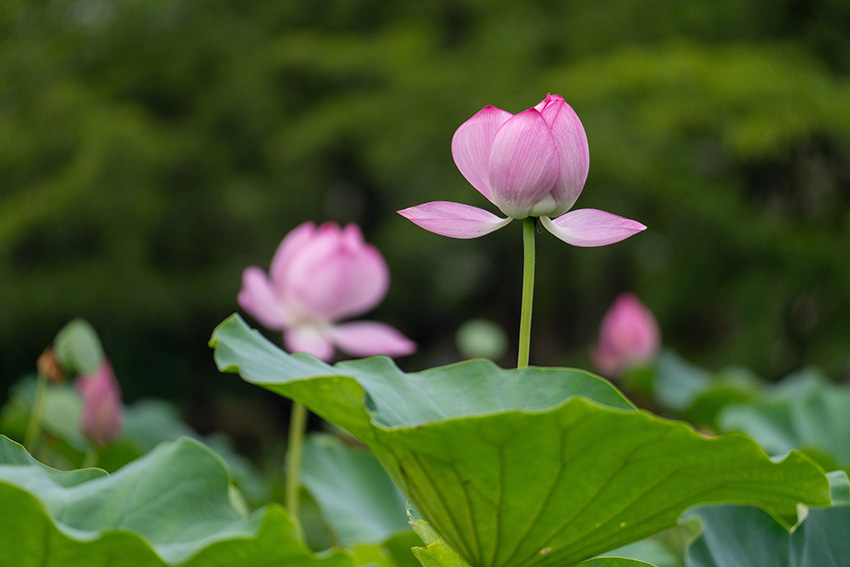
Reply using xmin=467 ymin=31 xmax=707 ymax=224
xmin=238 ymin=221 xmax=416 ymax=360
xmin=75 ymin=359 xmax=123 ymax=447
xmin=592 ymin=293 xmax=661 ymax=376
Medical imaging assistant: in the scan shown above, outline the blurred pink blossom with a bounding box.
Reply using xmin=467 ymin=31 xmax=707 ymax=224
xmin=399 ymin=93 xmax=645 ymax=246
xmin=238 ymin=221 xmax=416 ymax=361
xmin=75 ymin=359 xmax=123 ymax=447
xmin=592 ymin=293 xmax=661 ymax=376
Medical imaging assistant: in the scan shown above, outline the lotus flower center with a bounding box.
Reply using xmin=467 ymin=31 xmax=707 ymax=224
xmin=527 ymin=194 xmax=558 ymax=218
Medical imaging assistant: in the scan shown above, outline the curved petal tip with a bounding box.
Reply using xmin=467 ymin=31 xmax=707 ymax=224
xmin=541 ymin=209 xmax=646 ymax=247
xmin=398 ymin=201 xmax=512 ymax=239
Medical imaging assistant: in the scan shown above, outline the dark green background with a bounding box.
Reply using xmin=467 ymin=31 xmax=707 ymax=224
xmin=2 ymin=0 xmax=849 ymax=421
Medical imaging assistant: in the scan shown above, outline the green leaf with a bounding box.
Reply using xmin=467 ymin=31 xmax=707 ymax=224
xmin=408 ymin=518 xmax=659 ymax=567
xmin=350 ymin=532 xmax=423 ymax=567
xmin=626 ymin=350 xmax=760 ymax=427
xmin=686 ymin=503 xmax=850 ymax=567
xmin=301 ymin=433 xmax=411 ymax=546
xmin=53 ymin=318 xmax=105 ymax=375
xmin=601 ymin=532 xmax=686 ymax=567
xmin=717 ymin=369 xmax=850 ymax=469
xmin=0 ymin=378 xmax=85 ymax=447
xmin=828 ymin=470 xmax=850 ymax=505
xmin=413 ymin=538 xmax=473 ymax=567
xmin=577 ymin=560 xmax=658 ymax=567
xmin=0 ymin=435 xmax=353 ymax=567
xmin=640 ymin=349 xmax=711 ymax=411
xmin=211 ymin=315 xmax=830 ymax=567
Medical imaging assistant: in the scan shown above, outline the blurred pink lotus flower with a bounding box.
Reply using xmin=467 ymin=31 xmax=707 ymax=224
xmin=75 ymin=359 xmax=123 ymax=447
xmin=238 ymin=221 xmax=416 ymax=361
xmin=399 ymin=93 xmax=645 ymax=246
xmin=592 ymin=293 xmax=661 ymax=376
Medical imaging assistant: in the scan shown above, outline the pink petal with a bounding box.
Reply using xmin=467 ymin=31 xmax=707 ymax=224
xmin=537 ymin=95 xmax=590 ymax=215
xmin=451 ymin=105 xmax=513 ymax=204
xmin=270 ymin=221 xmax=317 ymax=286
xmin=398 ymin=201 xmax=512 ymax=239
xmin=284 ymin=326 xmax=335 ymax=361
xmin=238 ymin=266 xmax=291 ymax=330
xmin=488 ymin=109 xmax=560 ymax=218
xmin=541 ymin=209 xmax=646 ymax=247
xmin=283 ymin=223 xmax=389 ymax=322
xmin=331 ymin=224 xmax=391 ymax=319
xmin=331 ymin=321 xmax=416 ymax=358
xmin=593 ymin=293 xmax=660 ymax=376
xmin=75 ymin=359 xmax=123 ymax=447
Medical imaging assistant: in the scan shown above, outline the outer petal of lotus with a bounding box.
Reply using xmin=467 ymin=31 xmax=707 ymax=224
xmin=536 ymin=94 xmax=590 ymax=216
xmin=488 ymin=109 xmax=560 ymax=218
xmin=329 ymin=223 xmax=391 ymax=320
xmin=283 ymin=223 xmax=385 ymax=322
xmin=270 ymin=221 xmax=317 ymax=286
xmin=398 ymin=201 xmax=513 ymax=239
xmin=284 ymin=325 xmax=335 ymax=361
xmin=451 ymin=105 xmax=513 ymax=204
xmin=237 ymin=266 xmax=291 ymax=330
xmin=540 ymin=209 xmax=646 ymax=247
xmin=331 ymin=320 xmax=417 ymax=358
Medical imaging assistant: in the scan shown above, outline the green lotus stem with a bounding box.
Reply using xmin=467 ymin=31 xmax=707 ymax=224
xmin=517 ymin=217 xmax=536 ymax=369
xmin=23 ymin=372 xmax=48 ymax=452
xmin=285 ymin=401 xmax=308 ymax=520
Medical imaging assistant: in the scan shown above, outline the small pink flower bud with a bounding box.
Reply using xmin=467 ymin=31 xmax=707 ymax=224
xmin=592 ymin=294 xmax=661 ymax=377
xmin=75 ymin=359 xmax=123 ymax=447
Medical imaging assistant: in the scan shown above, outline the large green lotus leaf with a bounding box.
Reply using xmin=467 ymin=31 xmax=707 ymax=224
xmin=0 ymin=435 xmax=352 ymax=567
xmin=409 ymin=517 xmax=658 ymax=567
xmin=211 ymin=315 xmax=829 ymax=567
xmin=718 ymin=369 xmax=850 ymax=469
xmin=301 ymin=433 xmax=411 ymax=546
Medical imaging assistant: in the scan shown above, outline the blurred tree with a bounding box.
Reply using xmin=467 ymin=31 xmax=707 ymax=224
xmin=1 ymin=0 xmax=849 ymax=413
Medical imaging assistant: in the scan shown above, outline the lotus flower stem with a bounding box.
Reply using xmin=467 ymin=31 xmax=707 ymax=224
xmin=286 ymin=401 xmax=309 ymax=520
xmin=517 ymin=218 xmax=536 ymax=368
xmin=23 ymin=372 xmax=48 ymax=453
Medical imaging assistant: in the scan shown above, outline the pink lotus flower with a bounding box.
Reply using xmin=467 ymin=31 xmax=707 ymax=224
xmin=75 ymin=359 xmax=123 ymax=447
xmin=398 ymin=94 xmax=646 ymax=246
xmin=592 ymin=293 xmax=661 ymax=376
xmin=238 ymin=221 xmax=416 ymax=361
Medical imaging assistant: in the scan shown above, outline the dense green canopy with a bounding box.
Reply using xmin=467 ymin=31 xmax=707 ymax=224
xmin=2 ymin=0 xmax=849 ymax=404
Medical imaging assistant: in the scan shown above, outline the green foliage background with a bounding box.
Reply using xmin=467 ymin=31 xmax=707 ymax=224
xmin=2 ymin=0 xmax=850 ymax=408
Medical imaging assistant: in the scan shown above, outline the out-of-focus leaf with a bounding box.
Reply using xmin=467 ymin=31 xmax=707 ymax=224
xmin=578 ymin=559 xmax=658 ymax=567
xmin=351 ymin=532 xmax=422 ymax=567
xmin=686 ymin=504 xmax=850 ymax=567
xmin=687 ymin=470 xmax=850 ymax=567
xmin=627 ymin=350 xmax=761 ymax=427
xmin=718 ymin=369 xmax=850 ymax=468
xmin=0 ymin=435 xmax=353 ymax=567
xmin=301 ymin=433 xmax=410 ymax=546
xmin=600 ymin=532 xmax=685 ymax=567
xmin=53 ymin=319 xmax=104 ymax=376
